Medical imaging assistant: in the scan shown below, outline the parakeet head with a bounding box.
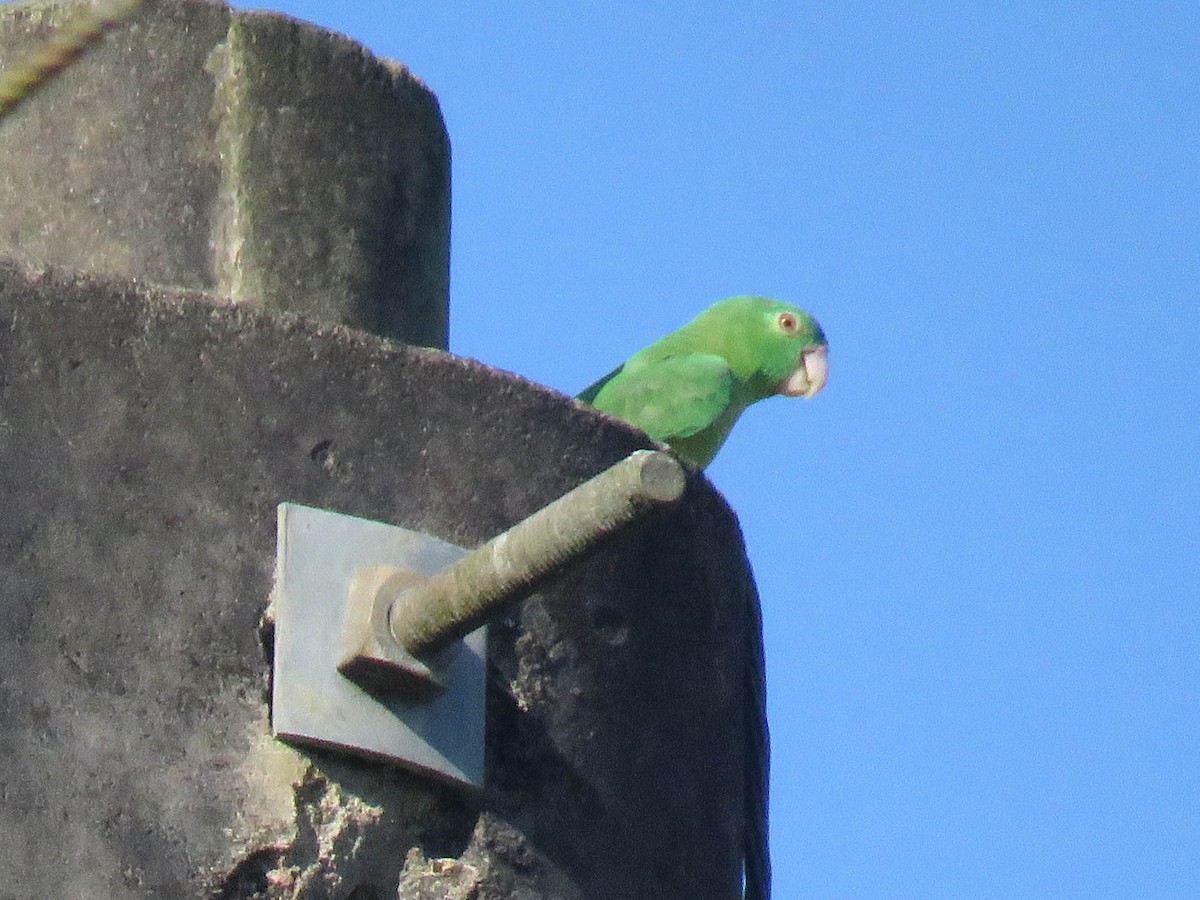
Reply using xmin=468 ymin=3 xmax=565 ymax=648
xmin=689 ymin=296 xmax=829 ymax=402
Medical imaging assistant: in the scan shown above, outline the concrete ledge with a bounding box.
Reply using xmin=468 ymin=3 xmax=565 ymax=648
xmin=0 ymin=0 xmax=449 ymax=347
xmin=0 ymin=263 xmax=754 ymax=898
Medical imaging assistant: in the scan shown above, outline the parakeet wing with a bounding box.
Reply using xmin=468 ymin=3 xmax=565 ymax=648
xmin=581 ymin=353 xmax=734 ymax=442
xmin=576 ymin=365 xmax=621 ymax=405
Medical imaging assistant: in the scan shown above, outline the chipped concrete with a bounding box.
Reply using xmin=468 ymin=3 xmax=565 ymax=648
xmin=0 ymin=263 xmax=755 ymax=897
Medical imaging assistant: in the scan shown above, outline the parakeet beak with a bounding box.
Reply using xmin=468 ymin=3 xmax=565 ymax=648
xmin=779 ymin=344 xmax=829 ymax=398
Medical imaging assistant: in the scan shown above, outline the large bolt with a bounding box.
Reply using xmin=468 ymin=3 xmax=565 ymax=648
xmin=388 ymin=449 xmax=686 ymax=657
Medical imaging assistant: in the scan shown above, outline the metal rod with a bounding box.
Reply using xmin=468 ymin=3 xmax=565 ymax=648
xmin=0 ymin=0 xmax=147 ymax=122
xmin=388 ymin=449 xmax=686 ymax=657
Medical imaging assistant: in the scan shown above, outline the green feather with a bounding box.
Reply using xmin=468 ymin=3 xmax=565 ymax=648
xmin=578 ymin=296 xmax=827 ymax=469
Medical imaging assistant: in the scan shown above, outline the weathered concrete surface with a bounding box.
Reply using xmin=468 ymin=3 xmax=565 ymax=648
xmin=0 ymin=0 xmax=450 ymax=347
xmin=0 ymin=262 xmax=755 ymax=898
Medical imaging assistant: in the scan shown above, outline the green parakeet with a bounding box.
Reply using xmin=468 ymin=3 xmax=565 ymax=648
xmin=579 ymin=295 xmax=827 ymax=899
xmin=578 ymin=295 xmax=828 ymax=469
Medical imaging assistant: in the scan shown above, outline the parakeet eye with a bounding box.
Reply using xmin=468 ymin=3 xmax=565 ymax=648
xmin=776 ymin=311 xmax=798 ymax=334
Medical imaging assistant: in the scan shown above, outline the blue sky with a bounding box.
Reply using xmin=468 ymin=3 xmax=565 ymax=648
xmin=241 ymin=3 xmax=1199 ymax=896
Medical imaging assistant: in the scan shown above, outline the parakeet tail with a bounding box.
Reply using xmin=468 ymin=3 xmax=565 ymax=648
xmin=744 ymin=584 xmax=771 ymax=900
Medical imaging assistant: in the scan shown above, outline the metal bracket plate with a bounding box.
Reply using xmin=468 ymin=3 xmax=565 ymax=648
xmin=271 ymin=503 xmax=485 ymax=788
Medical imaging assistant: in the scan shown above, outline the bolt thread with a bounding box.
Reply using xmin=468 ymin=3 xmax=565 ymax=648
xmin=389 ymin=450 xmax=685 ymax=655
